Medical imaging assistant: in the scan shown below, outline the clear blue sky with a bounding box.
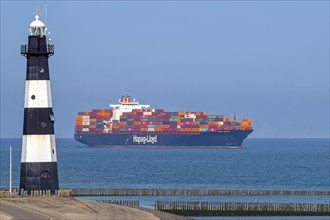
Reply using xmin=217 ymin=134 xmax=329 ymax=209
xmin=1 ymin=1 xmax=329 ymax=138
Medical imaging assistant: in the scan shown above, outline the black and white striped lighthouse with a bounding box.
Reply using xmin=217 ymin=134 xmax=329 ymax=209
xmin=20 ymin=9 xmax=59 ymax=193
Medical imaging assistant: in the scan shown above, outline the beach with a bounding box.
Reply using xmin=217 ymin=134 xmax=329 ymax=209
xmin=0 ymin=197 xmax=190 ymax=220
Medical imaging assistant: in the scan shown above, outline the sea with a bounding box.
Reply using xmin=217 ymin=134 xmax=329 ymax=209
xmin=0 ymin=138 xmax=329 ymax=220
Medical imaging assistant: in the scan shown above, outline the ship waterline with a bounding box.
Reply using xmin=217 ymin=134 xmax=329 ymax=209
xmin=74 ymin=130 xmax=253 ymax=148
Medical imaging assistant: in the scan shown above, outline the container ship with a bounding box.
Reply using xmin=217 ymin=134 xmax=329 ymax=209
xmin=74 ymin=95 xmax=253 ymax=147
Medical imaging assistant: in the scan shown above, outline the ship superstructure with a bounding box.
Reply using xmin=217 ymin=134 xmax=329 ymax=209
xmin=110 ymin=95 xmax=150 ymax=120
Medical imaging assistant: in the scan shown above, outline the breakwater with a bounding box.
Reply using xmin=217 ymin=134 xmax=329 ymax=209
xmin=69 ymin=188 xmax=330 ymax=196
xmin=2 ymin=188 xmax=329 ymax=197
xmin=155 ymin=201 xmax=330 ymax=216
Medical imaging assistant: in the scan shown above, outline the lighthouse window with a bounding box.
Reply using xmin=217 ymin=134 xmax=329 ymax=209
xmin=40 ymin=171 xmax=51 ymax=179
xmin=31 ymin=95 xmax=36 ymax=100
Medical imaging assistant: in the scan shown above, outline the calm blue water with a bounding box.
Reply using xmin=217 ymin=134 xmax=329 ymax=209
xmin=1 ymin=138 xmax=329 ymax=190
xmin=1 ymin=138 xmax=329 ymax=219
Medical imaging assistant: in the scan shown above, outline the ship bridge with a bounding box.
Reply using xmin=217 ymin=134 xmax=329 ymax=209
xmin=110 ymin=95 xmax=150 ymax=121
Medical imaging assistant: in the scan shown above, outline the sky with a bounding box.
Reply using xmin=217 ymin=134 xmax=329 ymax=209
xmin=0 ymin=1 xmax=329 ymax=138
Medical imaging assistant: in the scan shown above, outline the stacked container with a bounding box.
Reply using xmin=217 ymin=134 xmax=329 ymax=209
xmin=75 ymin=108 xmax=253 ymax=134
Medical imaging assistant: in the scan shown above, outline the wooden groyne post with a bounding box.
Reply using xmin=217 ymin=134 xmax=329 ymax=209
xmin=155 ymin=201 xmax=330 ymax=216
xmin=69 ymin=188 xmax=330 ymax=197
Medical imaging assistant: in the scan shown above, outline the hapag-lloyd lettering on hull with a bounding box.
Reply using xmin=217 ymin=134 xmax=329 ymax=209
xmin=133 ymin=135 xmax=158 ymax=144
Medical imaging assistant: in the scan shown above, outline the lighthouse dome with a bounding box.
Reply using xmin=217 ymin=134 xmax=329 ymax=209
xmin=29 ymin=15 xmax=45 ymax=27
xmin=29 ymin=15 xmax=46 ymax=36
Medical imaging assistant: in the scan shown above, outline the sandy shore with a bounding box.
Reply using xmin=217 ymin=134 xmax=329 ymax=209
xmin=0 ymin=197 xmax=190 ymax=220
xmin=0 ymin=212 xmax=12 ymax=220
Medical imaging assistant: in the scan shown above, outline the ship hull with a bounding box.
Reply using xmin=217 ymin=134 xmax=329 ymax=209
xmin=74 ymin=130 xmax=253 ymax=148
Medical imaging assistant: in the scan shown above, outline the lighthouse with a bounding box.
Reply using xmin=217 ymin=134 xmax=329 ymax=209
xmin=20 ymin=8 xmax=59 ymax=193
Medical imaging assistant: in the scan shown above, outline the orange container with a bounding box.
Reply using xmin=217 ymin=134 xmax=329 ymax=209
xmin=208 ymin=121 xmax=219 ymax=126
xmin=242 ymin=118 xmax=252 ymax=122
xmin=155 ymin=126 xmax=163 ymax=132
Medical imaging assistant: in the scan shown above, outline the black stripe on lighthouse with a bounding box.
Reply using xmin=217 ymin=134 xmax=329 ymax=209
xmin=20 ymin=161 xmax=59 ymax=192
xmin=23 ymin=108 xmax=55 ymax=135
xmin=26 ymin=56 xmax=50 ymax=80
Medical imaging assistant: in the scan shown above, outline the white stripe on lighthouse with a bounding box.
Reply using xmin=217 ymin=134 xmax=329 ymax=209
xmin=21 ymin=134 xmax=57 ymax=162
xmin=24 ymin=80 xmax=52 ymax=108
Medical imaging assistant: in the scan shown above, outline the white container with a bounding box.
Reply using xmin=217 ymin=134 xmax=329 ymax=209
xmin=82 ymin=128 xmax=89 ymax=132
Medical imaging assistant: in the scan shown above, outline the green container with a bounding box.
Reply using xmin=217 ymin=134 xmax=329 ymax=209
xmin=200 ymin=128 xmax=208 ymax=132
xmin=207 ymin=115 xmax=216 ymax=118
